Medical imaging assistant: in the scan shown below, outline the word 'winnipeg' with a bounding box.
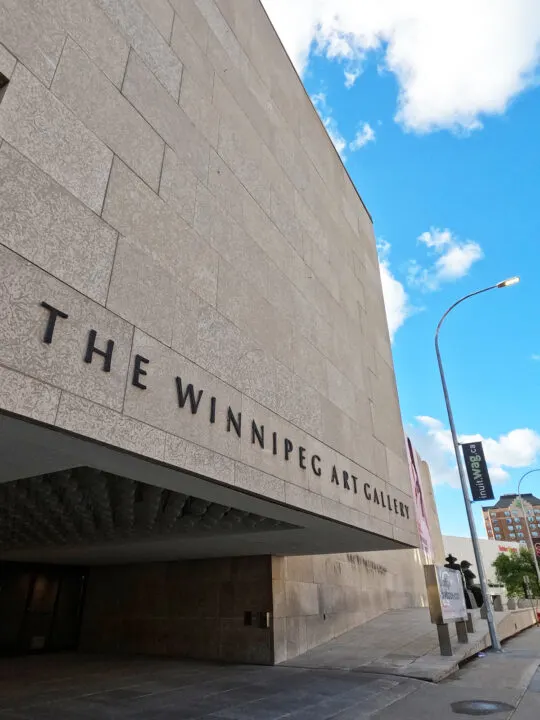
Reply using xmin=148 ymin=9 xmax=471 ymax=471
xmin=39 ymin=301 xmax=411 ymax=519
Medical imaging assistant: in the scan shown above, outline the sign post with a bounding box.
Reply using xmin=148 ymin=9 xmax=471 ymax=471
xmin=461 ymin=442 xmax=494 ymax=502
xmin=425 ymin=565 xmax=469 ymax=656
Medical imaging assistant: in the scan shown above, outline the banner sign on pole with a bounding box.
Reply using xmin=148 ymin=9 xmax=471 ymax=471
xmin=461 ymin=441 xmax=494 ymax=502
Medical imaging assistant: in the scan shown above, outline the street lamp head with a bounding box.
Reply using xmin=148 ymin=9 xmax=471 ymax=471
xmin=497 ymin=276 xmax=520 ymax=288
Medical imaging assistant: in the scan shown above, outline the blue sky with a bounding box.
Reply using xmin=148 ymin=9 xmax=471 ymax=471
xmin=263 ymin=1 xmax=540 ymax=539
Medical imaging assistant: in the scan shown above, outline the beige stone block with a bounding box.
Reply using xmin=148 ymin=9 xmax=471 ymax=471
xmin=274 ymin=363 xmax=322 ymax=439
xmin=286 ymin=615 xmax=307 ymax=660
xmin=239 ymin=394 xmax=319 ymax=493
xmin=285 ymin=581 xmax=319 ymax=617
xmin=265 ymin=266 xmax=297 ymax=331
xmin=106 ymin=235 xmax=176 ymax=346
xmin=179 ymin=67 xmax=219 ymax=147
xmin=305 ymin=614 xmax=335 ymax=652
xmin=171 ymin=10 xmax=215 ymax=88
xmin=214 ymin=79 xmax=270 ymax=213
xmin=292 ymin=287 xmax=334 ymax=363
xmin=123 ymin=50 xmax=209 ymax=182
xmin=0 ymin=246 xmax=133 ymax=411
xmin=295 ymin=190 xmax=329 ymax=256
xmin=0 ymin=143 xmax=117 ymax=304
xmin=234 ymin=463 xmax=285 ymax=502
xmin=137 ymin=0 xmax=174 ymax=40
xmin=169 ymin=0 xmax=209 ymax=52
xmin=46 ymin=0 xmax=129 ymax=88
xmin=0 ymin=65 xmax=113 ymax=214
xmin=272 ymin=616 xmax=287 ymax=663
xmin=393 ymin=525 xmax=419 ymax=548
xmin=355 ymin=387 xmax=373 ymax=432
xmin=386 ymin=447 xmax=411 ymax=494
xmin=102 ymin=158 xmax=218 ymax=306
xmin=307 ymin=243 xmax=342 ymax=305
xmin=56 ymin=392 xmax=166 ymax=461
xmin=373 ymin=438 xmax=390 ymax=483
xmin=195 ymin=302 xmax=280 ymax=412
xmin=269 ymin=190 xmax=303 ymax=256
xmin=197 ymin=0 xmax=243 ymax=62
xmin=271 ymin=555 xmax=285 ymax=580
xmin=371 ymin=378 xmax=405 ymax=458
xmin=320 ymin=397 xmax=378 ymax=475
xmin=170 ymin=285 xmax=208 ymax=365
xmin=124 ymin=329 xmax=243 ymax=463
xmin=52 ymin=39 xmax=164 ymax=192
xmin=0 ymin=364 xmax=60 ymax=424
xmin=159 ymin=146 xmax=198 ymax=225
xmin=285 ymin=556 xmax=315 ymax=584
xmin=325 ymin=360 xmax=356 ymax=421
xmin=217 ymin=260 xmax=294 ymax=369
xmin=214 ymin=0 xmax=254 ymax=43
xmin=284 ymin=483 xmax=323 ymax=516
xmin=195 ymin=186 xmax=269 ymax=296
xmin=164 ymin=433 xmax=235 ymax=487
xmin=207 ymin=150 xmax=245 ymax=224
xmin=243 ymin=193 xmax=297 ymax=279
xmin=95 ymin=0 xmax=182 ymax=98
xmin=0 ymin=42 xmax=15 ymax=79
xmin=0 ymin=0 xmax=64 ymax=86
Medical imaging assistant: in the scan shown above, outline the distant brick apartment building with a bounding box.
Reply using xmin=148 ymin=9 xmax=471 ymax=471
xmin=483 ymin=494 xmax=540 ymax=549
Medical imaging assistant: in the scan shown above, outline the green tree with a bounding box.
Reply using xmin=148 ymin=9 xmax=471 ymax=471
xmin=493 ymin=548 xmax=540 ymax=598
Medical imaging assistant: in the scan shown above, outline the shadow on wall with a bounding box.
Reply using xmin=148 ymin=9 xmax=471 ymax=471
xmin=272 ymin=547 xmax=430 ymax=663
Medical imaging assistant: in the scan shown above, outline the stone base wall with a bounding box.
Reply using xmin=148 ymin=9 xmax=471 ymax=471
xmin=79 ymin=556 xmax=274 ymax=664
xmin=272 ymin=549 xmax=429 ymax=663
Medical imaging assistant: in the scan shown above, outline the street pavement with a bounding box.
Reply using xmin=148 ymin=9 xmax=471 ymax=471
xmin=0 ymin=626 xmax=538 ymax=718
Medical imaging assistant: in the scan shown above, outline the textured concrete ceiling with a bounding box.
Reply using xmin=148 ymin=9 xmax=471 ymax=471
xmin=0 ymin=412 xmax=410 ymax=563
xmin=0 ymin=467 xmax=296 ymax=557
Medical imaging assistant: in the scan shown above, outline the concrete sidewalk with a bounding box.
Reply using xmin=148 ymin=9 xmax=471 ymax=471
xmin=0 ymin=654 xmax=423 ymax=719
xmin=283 ymin=607 xmax=537 ymax=682
xmin=0 ymin=628 xmax=538 ymax=718
xmin=376 ymin=627 xmax=540 ymax=720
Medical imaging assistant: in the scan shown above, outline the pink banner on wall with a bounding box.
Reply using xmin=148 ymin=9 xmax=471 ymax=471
xmin=406 ymin=437 xmax=434 ymax=563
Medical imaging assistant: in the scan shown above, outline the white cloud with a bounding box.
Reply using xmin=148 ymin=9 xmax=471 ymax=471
xmin=345 ymin=69 xmax=360 ymax=88
xmin=262 ymin=0 xmax=540 ymax=133
xmin=409 ymin=416 xmax=540 ymax=488
xmin=532 ymin=355 xmax=540 ymax=361
xmin=311 ymin=92 xmax=347 ymax=157
xmin=350 ymin=122 xmax=376 ymax=150
xmin=407 ymin=227 xmax=483 ymax=291
xmin=377 ymin=240 xmax=414 ymax=340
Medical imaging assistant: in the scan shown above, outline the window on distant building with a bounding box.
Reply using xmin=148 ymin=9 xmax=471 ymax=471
xmin=518 ymin=533 xmax=525 ymax=538
xmin=533 ymin=532 xmax=539 ymax=537
xmin=495 ymin=534 xmax=502 ymax=540
xmin=490 ymin=512 xmax=497 ymax=517
xmin=510 ymin=533 xmax=516 ymax=538
xmin=504 ymin=511 xmax=511 ymax=516
xmin=508 ymin=525 xmax=514 ymax=530
xmin=512 ymin=511 xmax=520 ymax=517
xmin=515 ymin=525 xmax=522 ymax=530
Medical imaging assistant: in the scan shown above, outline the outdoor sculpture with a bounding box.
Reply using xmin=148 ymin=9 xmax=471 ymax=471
xmin=460 ymin=560 xmax=484 ymax=608
xmin=444 ymin=554 xmax=482 ymax=609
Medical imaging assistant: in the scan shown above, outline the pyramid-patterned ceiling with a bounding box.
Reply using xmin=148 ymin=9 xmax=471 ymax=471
xmin=0 ymin=467 xmax=296 ymax=554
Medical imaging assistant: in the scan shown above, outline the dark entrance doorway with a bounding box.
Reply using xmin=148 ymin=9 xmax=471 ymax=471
xmin=0 ymin=563 xmax=86 ymax=655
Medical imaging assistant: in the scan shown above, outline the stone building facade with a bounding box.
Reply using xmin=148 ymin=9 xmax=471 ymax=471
xmin=0 ymin=0 xmax=441 ymax=663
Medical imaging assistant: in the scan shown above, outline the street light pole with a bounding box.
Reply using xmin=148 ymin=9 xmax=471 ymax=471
xmin=517 ymin=469 xmax=540 ymax=590
xmin=435 ymin=276 xmax=519 ymax=653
